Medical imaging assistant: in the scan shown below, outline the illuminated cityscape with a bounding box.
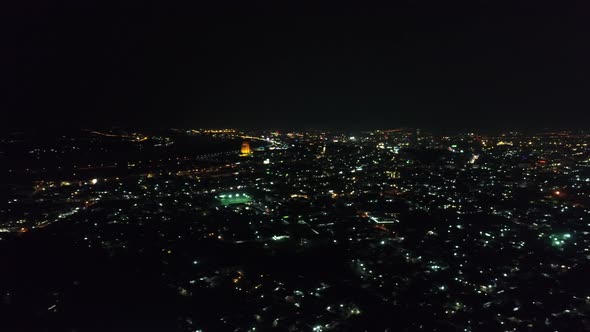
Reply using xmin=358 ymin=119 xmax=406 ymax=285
xmin=4 ymin=0 xmax=590 ymax=331
xmin=1 ymin=128 xmax=589 ymax=331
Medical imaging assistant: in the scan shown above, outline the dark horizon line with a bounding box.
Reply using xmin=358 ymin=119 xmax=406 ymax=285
xmin=3 ymin=125 xmax=589 ymax=135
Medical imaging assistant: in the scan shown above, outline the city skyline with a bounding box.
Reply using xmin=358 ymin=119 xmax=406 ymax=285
xmin=3 ymin=1 xmax=590 ymax=331
xmin=2 ymin=128 xmax=589 ymax=330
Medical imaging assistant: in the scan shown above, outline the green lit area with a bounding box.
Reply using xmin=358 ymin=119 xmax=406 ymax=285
xmin=550 ymin=233 xmax=572 ymax=247
xmin=217 ymin=193 xmax=252 ymax=206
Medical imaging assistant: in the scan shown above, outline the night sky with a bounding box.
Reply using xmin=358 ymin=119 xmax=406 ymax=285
xmin=4 ymin=1 xmax=590 ymax=130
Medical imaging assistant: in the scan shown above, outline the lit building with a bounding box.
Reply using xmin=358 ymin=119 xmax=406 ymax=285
xmin=240 ymin=141 xmax=252 ymax=157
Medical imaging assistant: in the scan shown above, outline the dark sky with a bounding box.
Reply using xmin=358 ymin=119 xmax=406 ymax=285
xmin=3 ymin=1 xmax=590 ymax=130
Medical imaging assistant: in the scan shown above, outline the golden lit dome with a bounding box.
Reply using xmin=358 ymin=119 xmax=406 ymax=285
xmin=240 ymin=141 xmax=252 ymax=157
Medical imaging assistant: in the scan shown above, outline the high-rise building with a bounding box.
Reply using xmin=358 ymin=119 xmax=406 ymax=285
xmin=240 ymin=141 xmax=252 ymax=157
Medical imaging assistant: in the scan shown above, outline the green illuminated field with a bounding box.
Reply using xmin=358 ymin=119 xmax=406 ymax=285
xmin=217 ymin=193 xmax=252 ymax=205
